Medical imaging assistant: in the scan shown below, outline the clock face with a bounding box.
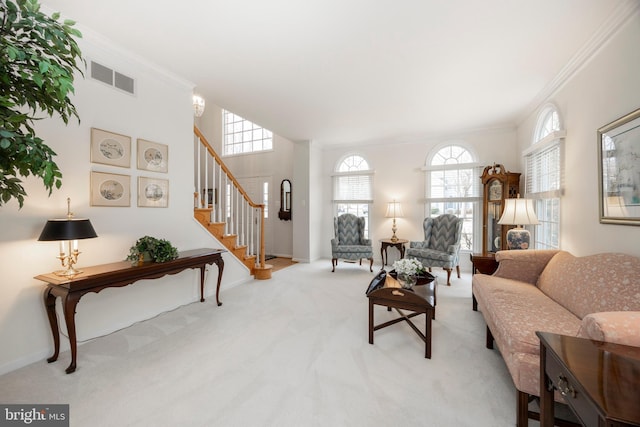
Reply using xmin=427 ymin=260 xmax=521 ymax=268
xmin=489 ymin=180 xmax=502 ymax=201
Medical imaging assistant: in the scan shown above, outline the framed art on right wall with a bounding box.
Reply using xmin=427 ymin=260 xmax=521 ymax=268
xmin=598 ymin=107 xmax=640 ymax=225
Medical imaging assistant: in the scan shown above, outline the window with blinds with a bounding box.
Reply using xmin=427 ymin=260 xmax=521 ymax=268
xmin=525 ymin=105 xmax=564 ymax=249
xmin=333 ymin=174 xmax=373 ymax=202
xmin=423 ymin=145 xmax=480 ymax=251
xmin=332 ymin=155 xmax=373 ymax=236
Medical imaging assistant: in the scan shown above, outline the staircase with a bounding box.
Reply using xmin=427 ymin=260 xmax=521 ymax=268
xmin=193 ymin=126 xmax=272 ymax=280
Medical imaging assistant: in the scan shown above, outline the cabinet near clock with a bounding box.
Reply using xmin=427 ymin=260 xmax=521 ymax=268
xmin=481 ymin=164 xmax=521 ymax=253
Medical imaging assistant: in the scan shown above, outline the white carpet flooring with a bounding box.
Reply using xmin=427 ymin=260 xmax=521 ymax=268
xmin=1 ymin=261 xmax=538 ymax=426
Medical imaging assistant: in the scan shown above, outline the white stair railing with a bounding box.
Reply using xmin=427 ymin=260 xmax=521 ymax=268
xmin=193 ymin=126 xmax=266 ymax=271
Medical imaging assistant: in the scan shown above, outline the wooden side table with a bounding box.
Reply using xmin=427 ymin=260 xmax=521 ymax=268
xmin=537 ymin=331 xmax=640 ymax=427
xmin=470 ymin=252 xmax=498 ymax=275
xmin=380 ymin=238 xmax=409 ymax=267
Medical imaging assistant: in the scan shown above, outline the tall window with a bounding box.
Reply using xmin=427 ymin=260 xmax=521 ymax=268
xmin=424 ymin=145 xmax=481 ymax=251
xmin=525 ymin=105 xmax=564 ymax=249
xmin=223 ymin=109 xmax=273 ymax=155
xmin=332 ymin=154 xmax=373 ymax=236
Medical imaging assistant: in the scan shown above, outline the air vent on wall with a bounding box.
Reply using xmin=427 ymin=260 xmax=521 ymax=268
xmin=90 ymin=61 xmax=135 ymax=95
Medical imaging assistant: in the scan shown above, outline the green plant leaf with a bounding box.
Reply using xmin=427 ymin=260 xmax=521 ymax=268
xmin=0 ymin=0 xmax=83 ymax=208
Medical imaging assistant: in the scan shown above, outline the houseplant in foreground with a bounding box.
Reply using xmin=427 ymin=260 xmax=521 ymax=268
xmin=126 ymin=236 xmax=179 ymax=264
xmin=0 ymin=0 xmax=84 ymax=207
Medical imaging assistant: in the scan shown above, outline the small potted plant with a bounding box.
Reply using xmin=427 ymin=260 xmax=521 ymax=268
xmin=126 ymin=236 xmax=178 ymax=264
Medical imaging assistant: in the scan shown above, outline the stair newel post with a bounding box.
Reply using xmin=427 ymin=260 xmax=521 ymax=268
xmin=259 ymin=204 xmax=266 ymax=268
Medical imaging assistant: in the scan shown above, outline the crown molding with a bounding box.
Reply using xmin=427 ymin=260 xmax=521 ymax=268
xmin=40 ymin=5 xmax=195 ymax=91
xmin=518 ymin=0 xmax=640 ymax=125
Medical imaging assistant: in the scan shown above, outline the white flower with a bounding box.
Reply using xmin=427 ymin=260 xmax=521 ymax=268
xmin=392 ymin=258 xmax=425 ymax=276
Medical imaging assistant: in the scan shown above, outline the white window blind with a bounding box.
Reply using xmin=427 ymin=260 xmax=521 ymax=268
xmin=426 ymin=165 xmax=482 ymax=201
xmin=332 ymin=173 xmax=373 ymax=203
xmin=525 ymin=142 xmax=561 ymax=198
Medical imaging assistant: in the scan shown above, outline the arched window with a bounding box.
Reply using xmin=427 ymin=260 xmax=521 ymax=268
xmin=524 ymin=104 xmax=564 ymax=249
xmin=423 ymin=144 xmax=480 ymax=251
xmin=333 ymin=154 xmax=373 ymax=236
xmin=534 ymin=107 xmax=560 ymax=142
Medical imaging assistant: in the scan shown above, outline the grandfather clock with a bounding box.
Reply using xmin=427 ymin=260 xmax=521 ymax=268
xmin=481 ymin=164 xmax=521 ymax=253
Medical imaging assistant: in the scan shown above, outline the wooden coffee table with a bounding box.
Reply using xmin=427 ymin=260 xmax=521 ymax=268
xmin=367 ymin=273 xmax=436 ymax=358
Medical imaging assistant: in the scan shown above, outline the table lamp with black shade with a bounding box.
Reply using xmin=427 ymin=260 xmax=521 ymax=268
xmin=38 ymin=198 xmax=98 ymax=277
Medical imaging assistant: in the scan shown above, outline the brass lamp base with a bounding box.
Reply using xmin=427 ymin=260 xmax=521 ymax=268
xmin=390 ymin=219 xmax=398 ymax=242
xmin=54 ymin=267 xmax=82 ymax=278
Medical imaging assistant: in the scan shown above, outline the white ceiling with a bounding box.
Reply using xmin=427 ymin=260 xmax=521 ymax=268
xmin=42 ymin=0 xmax=635 ymax=145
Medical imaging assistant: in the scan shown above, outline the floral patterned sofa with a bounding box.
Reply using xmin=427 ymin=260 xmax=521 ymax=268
xmin=472 ymin=249 xmax=640 ymax=426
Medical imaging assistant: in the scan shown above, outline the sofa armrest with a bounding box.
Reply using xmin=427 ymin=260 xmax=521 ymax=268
xmin=577 ymin=311 xmax=640 ymax=347
xmin=493 ymin=249 xmax=560 ymax=284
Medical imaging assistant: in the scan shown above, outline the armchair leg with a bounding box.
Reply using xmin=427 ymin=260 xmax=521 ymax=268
xmin=456 ymin=265 xmax=461 ymax=278
xmin=332 ymin=258 xmax=337 ymax=272
xmin=368 ymin=257 xmax=373 ymax=272
xmin=444 ymin=268 xmax=452 ymax=286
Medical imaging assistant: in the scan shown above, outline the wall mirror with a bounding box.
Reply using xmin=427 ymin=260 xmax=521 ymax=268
xmin=278 ymin=179 xmax=291 ymax=220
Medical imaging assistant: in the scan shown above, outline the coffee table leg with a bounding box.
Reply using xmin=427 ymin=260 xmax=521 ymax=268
xmin=425 ymin=308 xmax=432 ymax=359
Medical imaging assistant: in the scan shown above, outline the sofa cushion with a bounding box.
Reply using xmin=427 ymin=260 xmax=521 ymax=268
xmin=494 ymin=249 xmax=559 ymax=285
xmin=473 ymin=275 xmax=581 ymax=355
xmin=577 ymin=311 xmax=640 ymax=347
xmin=537 ymin=252 xmax=640 ymax=319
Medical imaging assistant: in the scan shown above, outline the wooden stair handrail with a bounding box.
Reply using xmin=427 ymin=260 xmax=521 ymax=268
xmin=194 ymin=126 xmax=266 ymax=270
xmin=194 ymin=126 xmax=264 ymax=210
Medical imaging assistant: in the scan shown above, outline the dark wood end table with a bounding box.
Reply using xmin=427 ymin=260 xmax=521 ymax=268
xmin=380 ymin=238 xmax=409 ymax=267
xmin=470 ymin=252 xmax=498 ymax=275
xmin=537 ymin=331 xmax=640 ymax=427
xmin=368 ymin=273 xmax=436 ymax=358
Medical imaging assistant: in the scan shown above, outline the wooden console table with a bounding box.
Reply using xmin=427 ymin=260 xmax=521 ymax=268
xmin=35 ymin=248 xmax=225 ymax=373
xmin=537 ymin=331 xmax=640 ymax=427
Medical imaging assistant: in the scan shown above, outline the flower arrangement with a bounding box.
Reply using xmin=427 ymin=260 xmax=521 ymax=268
xmin=392 ymin=258 xmax=425 ymax=276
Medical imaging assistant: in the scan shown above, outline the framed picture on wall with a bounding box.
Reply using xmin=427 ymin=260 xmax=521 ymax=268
xmin=598 ymin=107 xmax=640 ymax=225
xmin=90 ymin=128 xmax=131 ymax=168
xmin=138 ymin=176 xmax=169 ymax=208
xmin=90 ymin=171 xmax=131 ymax=207
xmin=137 ymin=139 xmax=168 ymax=173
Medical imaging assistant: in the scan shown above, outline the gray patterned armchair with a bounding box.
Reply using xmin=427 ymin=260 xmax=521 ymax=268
xmin=406 ymin=214 xmax=463 ymax=285
xmin=331 ymin=213 xmax=374 ymax=272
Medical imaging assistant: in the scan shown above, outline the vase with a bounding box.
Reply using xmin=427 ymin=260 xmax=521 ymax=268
xmin=397 ymin=273 xmax=417 ymax=289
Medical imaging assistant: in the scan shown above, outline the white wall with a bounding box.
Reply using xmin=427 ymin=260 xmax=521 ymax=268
xmin=319 ymin=128 xmax=520 ymax=270
xmin=0 ymin=31 xmax=248 ymax=374
xmin=516 ymin=11 xmax=640 ymax=257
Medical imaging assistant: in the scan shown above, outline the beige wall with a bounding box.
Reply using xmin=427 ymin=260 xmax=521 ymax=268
xmin=516 ymin=11 xmax=640 ymax=256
